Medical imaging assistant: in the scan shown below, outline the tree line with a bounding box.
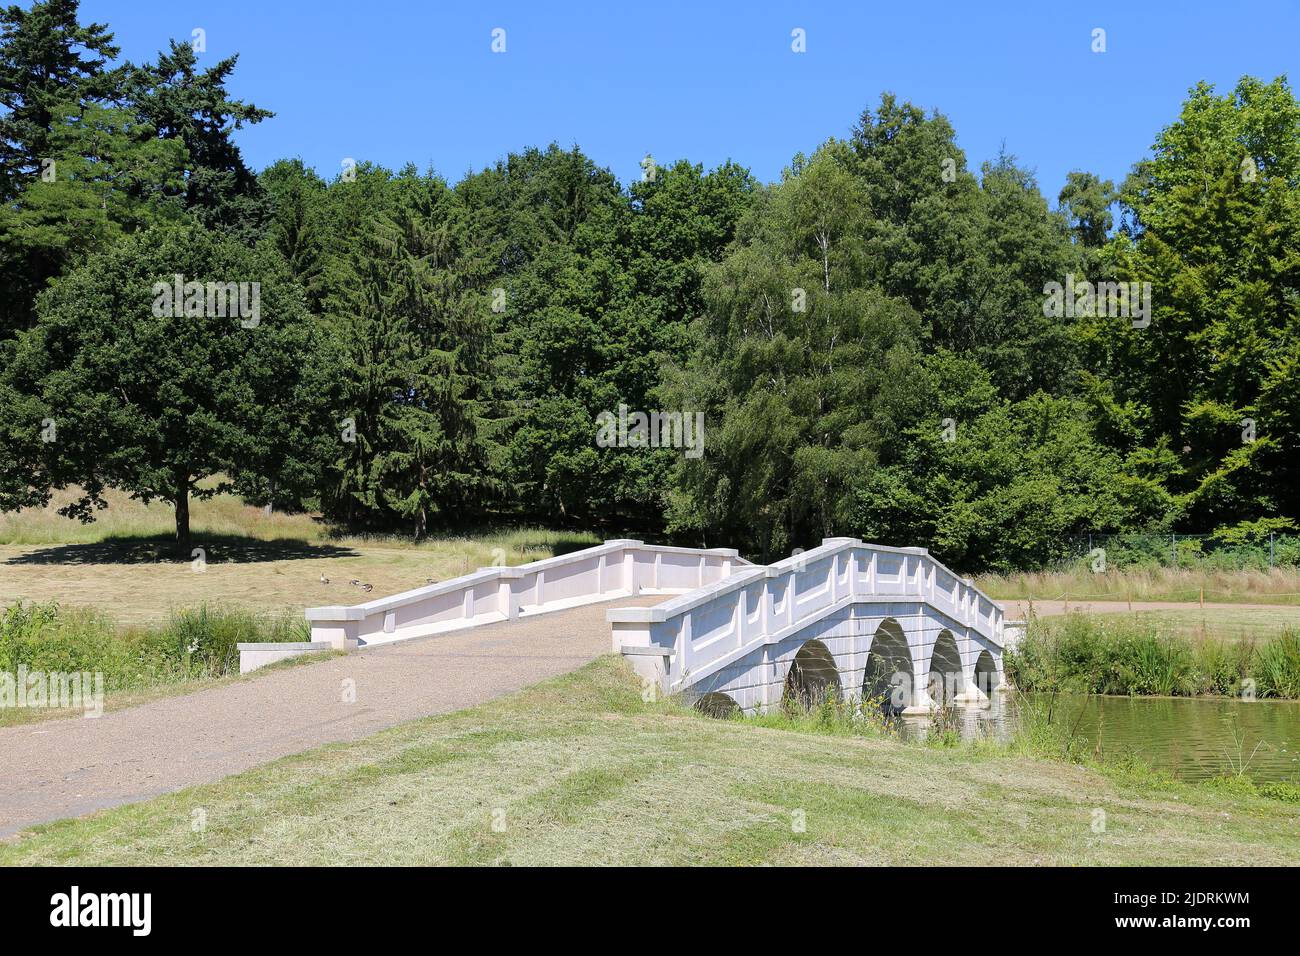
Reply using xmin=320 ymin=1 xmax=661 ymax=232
xmin=1 ymin=1 xmax=1298 ymax=571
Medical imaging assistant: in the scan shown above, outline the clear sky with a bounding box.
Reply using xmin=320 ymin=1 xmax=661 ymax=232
xmin=82 ymin=0 xmax=1299 ymax=199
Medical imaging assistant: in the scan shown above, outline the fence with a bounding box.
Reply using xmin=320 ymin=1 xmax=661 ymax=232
xmin=1058 ymin=533 xmax=1300 ymax=571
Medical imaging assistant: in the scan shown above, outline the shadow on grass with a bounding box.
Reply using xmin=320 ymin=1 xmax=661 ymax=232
xmin=4 ymin=534 xmax=360 ymax=566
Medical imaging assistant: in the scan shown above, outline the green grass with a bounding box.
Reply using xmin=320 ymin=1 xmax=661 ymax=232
xmin=978 ymin=565 xmax=1300 ymax=605
xmin=3 ymin=656 xmax=1296 ymax=866
xmin=1007 ymin=613 xmax=1300 ymax=699
xmin=1104 ymin=606 xmax=1300 ymax=639
xmin=739 ymin=692 xmax=896 ymax=739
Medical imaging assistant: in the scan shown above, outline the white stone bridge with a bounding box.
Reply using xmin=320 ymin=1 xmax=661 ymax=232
xmin=300 ymin=538 xmax=1007 ymax=715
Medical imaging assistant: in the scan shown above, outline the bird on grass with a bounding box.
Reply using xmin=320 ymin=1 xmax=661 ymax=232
xmin=348 ymin=579 xmax=360 ymax=586
xmin=319 ymin=573 xmax=329 ymax=584
xmin=360 ymin=583 xmax=374 ymax=593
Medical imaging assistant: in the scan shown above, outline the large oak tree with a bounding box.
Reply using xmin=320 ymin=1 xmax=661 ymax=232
xmin=0 ymin=222 xmax=334 ymax=544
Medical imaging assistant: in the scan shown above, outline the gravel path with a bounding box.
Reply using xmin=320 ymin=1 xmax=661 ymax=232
xmin=0 ymin=595 xmax=664 ymax=837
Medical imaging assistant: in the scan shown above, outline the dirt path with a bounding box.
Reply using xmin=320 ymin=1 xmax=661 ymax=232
xmin=0 ymin=595 xmax=663 ymax=837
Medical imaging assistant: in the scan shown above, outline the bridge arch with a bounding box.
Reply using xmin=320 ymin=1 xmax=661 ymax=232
xmin=863 ymin=618 xmax=913 ymax=713
xmin=927 ymin=629 xmax=965 ymax=705
xmin=695 ymin=692 xmax=740 ymax=718
xmin=782 ymin=639 xmax=841 ymax=710
xmin=972 ymin=648 xmax=1001 ymax=698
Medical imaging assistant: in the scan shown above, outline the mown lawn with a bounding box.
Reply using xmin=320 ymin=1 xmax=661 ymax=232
xmin=3 ymin=657 xmax=1296 ymax=866
xmin=1109 ymin=606 xmax=1300 ymax=640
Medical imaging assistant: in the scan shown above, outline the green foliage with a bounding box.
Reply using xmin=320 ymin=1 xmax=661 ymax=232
xmin=1254 ymin=629 xmax=1300 ymax=698
xmin=0 ymin=222 xmax=334 ymax=541
xmin=1058 ymin=171 xmax=1116 ymax=249
xmin=125 ymin=39 xmax=273 ymax=242
xmin=0 ymin=0 xmax=126 ymax=334
xmin=1257 ymin=780 xmax=1300 ymax=803
xmin=1008 ymin=613 xmax=1300 ymax=699
xmin=0 ymin=600 xmax=307 ymax=691
xmin=0 ymin=100 xmax=188 ymax=335
xmin=2 ymin=4 xmax=1299 ymax=571
xmin=1091 ymin=76 xmax=1300 ymax=533
xmin=665 ymin=143 xmax=923 ymax=555
xmin=258 ymin=158 xmax=328 ymax=309
xmin=0 ymin=0 xmax=120 ymax=201
xmin=664 ymin=80 xmax=1300 ymax=566
xmin=321 ymin=166 xmax=497 ymax=534
xmin=667 ymin=97 xmax=1128 ymax=562
xmin=460 ymin=146 xmax=754 ymax=529
xmin=722 ymin=681 xmax=896 ymax=740
xmin=849 ymin=359 xmax=1166 ymax=571
xmin=851 ymin=97 xmax=1079 ymax=397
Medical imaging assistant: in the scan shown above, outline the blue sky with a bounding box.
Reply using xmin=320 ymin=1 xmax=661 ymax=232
xmin=83 ymin=0 xmax=1298 ymax=200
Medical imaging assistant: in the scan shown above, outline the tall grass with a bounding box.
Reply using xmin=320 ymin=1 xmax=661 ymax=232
xmin=1255 ymin=631 xmax=1300 ymax=699
xmin=977 ymin=565 xmax=1300 ymax=605
xmin=737 ymin=690 xmax=897 ymax=739
xmin=705 ymin=685 xmax=973 ymax=745
xmin=1001 ymin=690 xmax=1095 ymax=762
xmin=1006 ymin=613 xmax=1300 ymax=699
xmin=0 ymin=600 xmax=308 ymax=691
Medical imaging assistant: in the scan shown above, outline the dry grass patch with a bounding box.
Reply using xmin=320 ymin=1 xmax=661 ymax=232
xmin=0 ymin=487 xmax=598 ymax=625
xmin=979 ymin=565 xmax=1300 ymax=606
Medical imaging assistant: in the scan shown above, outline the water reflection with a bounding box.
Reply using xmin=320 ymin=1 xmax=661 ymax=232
xmin=898 ymin=693 xmax=1300 ymax=783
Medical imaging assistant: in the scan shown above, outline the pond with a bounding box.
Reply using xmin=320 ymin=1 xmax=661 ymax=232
xmin=900 ymin=693 xmax=1300 ymax=783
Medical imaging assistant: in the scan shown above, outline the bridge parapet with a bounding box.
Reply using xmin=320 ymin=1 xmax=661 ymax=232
xmin=306 ymin=539 xmax=748 ymax=650
xmin=609 ymin=538 xmax=1003 ymax=697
